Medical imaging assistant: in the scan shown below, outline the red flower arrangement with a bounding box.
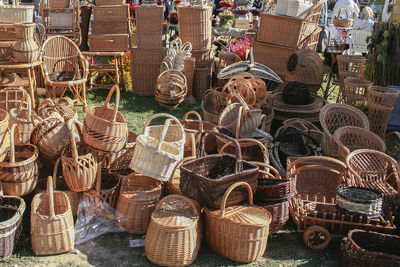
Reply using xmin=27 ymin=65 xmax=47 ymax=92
xmin=219 ymin=0 xmax=235 ymax=8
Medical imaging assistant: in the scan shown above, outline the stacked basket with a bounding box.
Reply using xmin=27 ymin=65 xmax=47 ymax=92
xmin=178 ymin=3 xmax=214 ymax=100
xmin=253 ymin=2 xmax=323 ymax=77
xmin=132 ymin=4 xmax=166 ymax=95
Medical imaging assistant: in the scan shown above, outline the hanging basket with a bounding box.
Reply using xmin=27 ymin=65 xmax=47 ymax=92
xmin=204 ymin=182 xmax=272 ymax=263
xmin=0 ymin=184 xmax=25 ymax=258
xmin=130 ymin=113 xmax=185 ymax=182
xmin=61 ymin=119 xmax=98 ymax=192
xmin=83 ymin=85 xmax=128 ymax=153
xmin=180 ymin=130 xmax=259 ymax=209
xmin=31 ymin=175 xmax=75 ymax=255
xmin=145 ymin=194 xmax=202 ymax=266
xmin=116 ymin=172 xmax=162 ymax=234
xmin=0 ymin=124 xmax=39 ymax=196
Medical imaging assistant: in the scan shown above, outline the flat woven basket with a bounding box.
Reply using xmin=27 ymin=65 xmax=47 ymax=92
xmin=31 ymin=175 xmax=75 ymax=255
xmin=83 ymin=85 xmax=127 ymax=153
xmin=204 ymin=182 xmax=272 ymax=263
xmin=0 ymin=184 xmax=25 ymax=258
xmin=145 ymin=194 xmax=202 ymax=266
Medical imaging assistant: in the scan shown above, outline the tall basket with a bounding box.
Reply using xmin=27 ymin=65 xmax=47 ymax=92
xmin=342 ymin=77 xmax=373 ymax=109
xmin=337 ymin=55 xmax=366 ymax=102
xmin=367 ymin=86 xmax=399 ymax=138
xmin=31 ymin=175 xmax=75 ymax=255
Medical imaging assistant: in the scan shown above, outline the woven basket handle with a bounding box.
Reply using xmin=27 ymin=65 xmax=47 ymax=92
xmin=46 ymin=175 xmax=56 ymax=219
xmin=171 ymin=37 xmax=182 ymax=51
xmin=198 ymin=130 xmax=243 ymax=173
xmin=180 ymin=42 xmax=192 ymax=53
xmin=154 ymin=194 xmax=200 ymax=216
xmin=220 ymin=182 xmax=253 ymax=217
xmin=182 ymin=111 xmax=203 ymax=133
xmin=168 ymin=155 xmax=196 ymax=183
xmin=9 ymin=124 xmax=21 ymax=164
xmin=249 ymin=161 xmax=281 ymax=179
xmin=337 ymin=8 xmax=349 ymax=20
xmin=142 ymin=113 xmax=185 ymax=145
xmin=52 ymin=158 xmax=62 ymax=190
xmin=67 ymin=119 xmax=83 ymax=161
xmin=104 ymin=85 xmax=120 ymax=122
xmin=219 ymin=137 xmax=268 ymax=165
xmin=274 ymin=128 xmax=320 ymax=147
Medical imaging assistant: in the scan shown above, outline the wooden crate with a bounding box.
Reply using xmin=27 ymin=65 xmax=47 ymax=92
xmin=91 ymin=20 xmax=129 ymax=34
xmin=93 ymin=5 xmax=130 ymax=21
xmin=89 ymin=34 xmax=129 ymax=52
xmin=131 ymin=48 xmax=166 ymax=96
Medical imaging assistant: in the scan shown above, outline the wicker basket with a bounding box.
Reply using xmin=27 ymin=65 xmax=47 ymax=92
xmin=0 ymin=124 xmax=38 ymax=197
xmin=130 ymin=113 xmax=185 ymax=182
xmin=95 ymin=0 xmax=125 ymax=6
xmin=84 ymin=170 xmax=121 ymax=209
xmin=37 ymin=98 xmax=77 ymax=122
xmin=319 ymin=103 xmax=370 ymax=157
xmin=61 ymin=119 xmax=98 ymax=192
xmin=165 ymin=156 xmax=196 ymax=195
xmin=88 ymin=34 xmax=130 ymax=52
xmin=48 ymin=0 xmax=70 ymax=8
xmin=343 ymin=77 xmax=372 ymax=109
xmin=135 ymin=5 xmax=163 ymax=34
xmin=333 ymin=126 xmax=386 ymax=162
xmin=178 ymin=5 xmax=212 ymax=50
xmin=31 ymin=175 xmax=75 ymax=255
xmin=30 ymin=117 xmax=71 ymax=167
xmin=116 ymin=172 xmax=162 ymax=234
xmin=191 ymin=49 xmax=212 ymax=68
xmin=201 ymin=89 xmax=226 ymax=124
xmin=336 ymin=186 xmax=383 ymax=218
xmin=90 ymin=20 xmax=129 ymax=35
xmin=155 ymin=69 xmax=187 ymax=108
xmin=340 ymin=229 xmax=400 ymax=267
xmin=204 ymin=182 xmax=272 ymax=263
xmin=9 ymin=94 xmax=40 ymax=144
xmin=217 ymin=136 xmax=269 ymax=163
xmin=180 ymin=130 xmax=259 ymax=209
xmin=367 ymin=86 xmax=400 ymax=138
xmin=385 ymin=131 xmax=400 ymax=163
xmin=333 ymin=8 xmax=354 ymax=27
xmin=0 ymin=184 xmax=25 ymax=258
xmin=145 ymin=194 xmax=202 ymax=266
xmin=92 ymin=5 xmax=130 ymax=21
xmin=0 ymin=5 xmax=34 ymax=24
xmin=337 ymin=55 xmax=366 ymax=100
xmin=256 ymin=199 xmax=289 ymax=234
xmin=83 ymin=85 xmax=127 ymax=153
xmin=193 ymin=66 xmax=211 ymax=101
xmin=0 ymin=24 xmax=16 ymax=41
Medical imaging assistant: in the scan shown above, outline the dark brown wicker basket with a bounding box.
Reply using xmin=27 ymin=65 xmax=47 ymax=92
xmin=256 ymin=199 xmax=289 ymax=234
xmin=340 ymin=229 xmax=400 ymax=267
xmin=180 ymin=130 xmax=259 ymax=209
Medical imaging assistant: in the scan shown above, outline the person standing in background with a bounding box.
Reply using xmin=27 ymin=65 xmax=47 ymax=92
xmin=317 ymin=0 xmax=328 ymax=53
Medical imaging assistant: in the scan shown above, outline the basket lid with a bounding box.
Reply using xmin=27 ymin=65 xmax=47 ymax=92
xmin=216 ymin=205 xmax=271 ymax=227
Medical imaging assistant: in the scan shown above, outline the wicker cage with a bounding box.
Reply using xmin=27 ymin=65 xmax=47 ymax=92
xmin=319 ymin=103 xmax=370 ymax=157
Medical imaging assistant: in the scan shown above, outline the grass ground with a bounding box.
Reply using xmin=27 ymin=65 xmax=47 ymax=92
xmin=1 ymin=79 xmax=342 ymax=266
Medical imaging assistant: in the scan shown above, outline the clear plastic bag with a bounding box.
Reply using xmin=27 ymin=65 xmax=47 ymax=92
xmin=75 ymin=195 xmax=126 ymax=245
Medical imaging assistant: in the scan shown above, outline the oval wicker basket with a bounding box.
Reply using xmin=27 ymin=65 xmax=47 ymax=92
xmin=31 ymin=175 xmax=75 ymax=255
xmin=145 ymin=194 xmax=202 ymax=266
xmin=83 ymin=85 xmax=127 ymax=153
xmin=204 ymin=182 xmax=272 ymax=263
xmin=0 ymin=124 xmax=39 ymax=196
xmin=116 ymin=172 xmax=162 ymax=234
xmin=61 ymin=119 xmax=98 ymax=192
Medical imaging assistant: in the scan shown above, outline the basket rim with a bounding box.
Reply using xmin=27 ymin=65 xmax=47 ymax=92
xmin=0 ymin=144 xmax=38 ymax=168
xmin=86 ymin=105 xmax=127 ymax=125
xmin=31 ymin=190 xmax=72 ymax=220
xmin=0 ymin=195 xmax=25 ymax=229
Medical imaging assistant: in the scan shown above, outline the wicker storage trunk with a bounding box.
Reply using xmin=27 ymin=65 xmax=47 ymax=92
xmin=95 ymin=0 xmax=125 ymax=6
xmin=178 ymin=6 xmax=212 ymax=50
xmin=92 ymin=5 xmax=129 ymax=21
xmin=131 ymin=48 xmax=166 ymax=96
xmin=91 ymin=20 xmax=129 ymax=34
xmin=88 ymin=34 xmax=129 ymax=52
xmin=135 ymin=6 xmax=163 ymax=34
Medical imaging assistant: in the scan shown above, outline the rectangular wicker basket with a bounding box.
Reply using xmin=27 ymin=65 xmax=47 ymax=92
xmin=89 ymin=34 xmax=130 ymax=52
xmin=91 ymin=20 xmax=129 ymax=34
xmin=131 ymin=48 xmax=166 ymax=96
xmin=0 ymin=5 xmax=34 ymax=23
xmin=135 ymin=6 xmax=163 ymax=34
xmin=257 ymin=2 xmax=322 ymax=48
xmin=92 ymin=5 xmax=130 ymax=21
xmin=48 ymin=10 xmax=75 ymax=27
xmin=95 ymin=0 xmax=125 ymax=6
xmin=136 ymin=32 xmax=163 ymax=50
xmin=0 ymin=24 xmax=16 ymax=41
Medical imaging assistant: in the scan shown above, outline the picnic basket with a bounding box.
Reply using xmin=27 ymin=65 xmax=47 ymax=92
xmin=0 ymin=183 xmax=25 ymax=258
xmin=204 ymin=182 xmax=272 ymax=263
xmin=116 ymin=172 xmax=162 ymax=234
xmin=130 ymin=113 xmax=185 ymax=182
xmin=0 ymin=124 xmax=39 ymax=196
xmin=145 ymin=194 xmax=202 ymax=266
xmin=83 ymin=85 xmax=127 ymax=153
xmin=9 ymin=94 xmax=40 ymax=144
xmin=61 ymin=119 xmax=98 ymax=192
xmin=31 ymin=175 xmax=74 ymax=255
xmin=340 ymin=229 xmax=400 ymax=267
xmin=30 ymin=117 xmax=71 ymax=167
xmin=333 ymin=8 xmax=354 ymax=27
xmin=180 ymin=130 xmax=259 ymax=209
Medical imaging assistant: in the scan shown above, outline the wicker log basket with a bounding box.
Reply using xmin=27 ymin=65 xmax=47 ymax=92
xmin=340 ymin=229 xmax=400 ymax=267
xmin=130 ymin=113 xmax=185 ymax=182
xmin=204 ymin=182 xmax=272 ymax=263
xmin=180 ymin=130 xmax=259 ymax=209
xmin=61 ymin=119 xmax=98 ymax=192
xmin=0 ymin=183 xmax=25 ymax=258
xmin=83 ymin=85 xmax=128 ymax=153
xmin=145 ymin=194 xmax=202 ymax=266
xmin=31 ymin=175 xmax=75 ymax=255
xmin=116 ymin=172 xmax=162 ymax=234
xmin=0 ymin=124 xmax=39 ymax=196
